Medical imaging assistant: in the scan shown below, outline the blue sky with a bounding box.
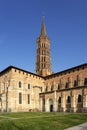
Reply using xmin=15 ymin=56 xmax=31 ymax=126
xmin=0 ymin=0 xmax=87 ymax=73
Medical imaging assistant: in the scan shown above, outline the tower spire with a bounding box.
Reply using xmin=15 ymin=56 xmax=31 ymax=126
xmin=40 ymin=16 xmax=47 ymax=37
xmin=36 ymin=18 xmax=52 ymax=76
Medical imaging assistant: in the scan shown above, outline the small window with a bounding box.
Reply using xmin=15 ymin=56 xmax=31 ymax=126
xmin=65 ymin=82 xmax=69 ymax=88
xmin=44 ymin=57 xmax=46 ymax=62
xmin=28 ymin=94 xmax=30 ymax=104
xmin=78 ymin=95 xmax=82 ymax=103
xmin=74 ymin=80 xmax=78 ymax=87
xmin=19 ymin=93 xmax=22 ymax=104
xmin=51 ymin=86 xmax=53 ymax=91
xmin=19 ymin=81 xmax=22 ymax=88
xmin=84 ymin=78 xmax=87 ymax=85
xmin=67 ymin=96 xmax=71 ymax=103
xmin=28 ymin=84 xmax=30 ymax=89
xmin=44 ymin=43 xmax=45 ymax=48
xmin=58 ymin=84 xmax=60 ymax=90
xmin=45 ymin=86 xmax=48 ymax=92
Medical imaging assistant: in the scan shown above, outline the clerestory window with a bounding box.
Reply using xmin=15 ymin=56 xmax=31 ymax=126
xmin=28 ymin=84 xmax=30 ymax=89
xmin=19 ymin=81 xmax=22 ymax=88
xmin=84 ymin=78 xmax=87 ymax=85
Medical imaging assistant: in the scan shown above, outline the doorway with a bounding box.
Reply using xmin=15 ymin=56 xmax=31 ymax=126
xmin=49 ymin=99 xmax=54 ymax=112
xmin=50 ymin=104 xmax=53 ymax=112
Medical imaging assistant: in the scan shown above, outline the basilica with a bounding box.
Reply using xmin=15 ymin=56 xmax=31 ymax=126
xmin=0 ymin=18 xmax=87 ymax=112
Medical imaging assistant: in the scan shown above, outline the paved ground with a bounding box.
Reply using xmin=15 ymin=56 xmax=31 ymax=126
xmin=65 ymin=123 xmax=87 ymax=130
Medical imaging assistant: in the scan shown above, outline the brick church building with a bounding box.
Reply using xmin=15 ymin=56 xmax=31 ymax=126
xmin=0 ymin=18 xmax=87 ymax=112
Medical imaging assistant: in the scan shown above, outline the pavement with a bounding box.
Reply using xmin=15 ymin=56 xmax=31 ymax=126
xmin=65 ymin=123 xmax=87 ymax=130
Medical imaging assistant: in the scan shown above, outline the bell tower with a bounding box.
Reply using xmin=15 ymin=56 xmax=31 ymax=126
xmin=36 ymin=17 xmax=52 ymax=76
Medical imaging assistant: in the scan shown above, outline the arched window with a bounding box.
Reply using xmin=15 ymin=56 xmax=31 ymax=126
xmin=67 ymin=96 xmax=71 ymax=103
xmin=19 ymin=81 xmax=22 ymax=88
xmin=45 ymin=86 xmax=48 ymax=92
xmin=28 ymin=84 xmax=30 ymax=89
xmin=84 ymin=78 xmax=87 ymax=85
xmin=65 ymin=82 xmax=69 ymax=88
xmin=44 ymin=57 xmax=46 ymax=62
xmin=19 ymin=93 xmax=22 ymax=104
xmin=58 ymin=84 xmax=60 ymax=90
xmin=78 ymin=95 xmax=82 ymax=103
xmin=51 ymin=86 xmax=53 ymax=91
xmin=74 ymin=80 xmax=78 ymax=87
xmin=44 ymin=44 xmax=46 ymax=48
xmin=58 ymin=97 xmax=61 ymax=104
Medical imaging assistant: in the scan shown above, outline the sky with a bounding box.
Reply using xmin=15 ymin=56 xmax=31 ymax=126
xmin=0 ymin=0 xmax=87 ymax=73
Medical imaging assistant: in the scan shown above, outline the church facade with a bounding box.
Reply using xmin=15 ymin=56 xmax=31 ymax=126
xmin=0 ymin=18 xmax=87 ymax=112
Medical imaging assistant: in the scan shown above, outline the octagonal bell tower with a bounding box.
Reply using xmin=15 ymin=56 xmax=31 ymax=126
xmin=36 ymin=17 xmax=52 ymax=76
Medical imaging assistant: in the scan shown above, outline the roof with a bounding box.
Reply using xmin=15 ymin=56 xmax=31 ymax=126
xmin=44 ymin=63 xmax=87 ymax=79
xmin=0 ymin=65 xmax=43 ymax=78
xmin=40 ymin=17 xmax=47 ymax=37
xmin=0 ymin=63 xmax=87 ymax=79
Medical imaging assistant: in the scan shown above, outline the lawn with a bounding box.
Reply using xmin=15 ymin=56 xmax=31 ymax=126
xmin=0 ymin=112 xmax=87 ymax=130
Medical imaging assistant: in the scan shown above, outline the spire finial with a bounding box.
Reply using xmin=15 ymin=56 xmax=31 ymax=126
xmin=40 ymin=16 xmax=47 ymax=37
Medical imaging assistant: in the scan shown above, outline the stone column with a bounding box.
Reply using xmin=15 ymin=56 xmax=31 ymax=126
xmin=61 ymin=92 xmax=66 ymax=112
xmin=54 ymin=91 xmax=57 ymax=112
xmin=71 ymin=91 xmax=77 ymax=112
xmin=73 ymin=95 xmax=77 ymax=112
xmin=71 ymin=96 xmax=75 ymax=112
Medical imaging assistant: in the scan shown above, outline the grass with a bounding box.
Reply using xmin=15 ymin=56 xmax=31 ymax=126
xmin=0 ymin=112 xmax=86 ymax=130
